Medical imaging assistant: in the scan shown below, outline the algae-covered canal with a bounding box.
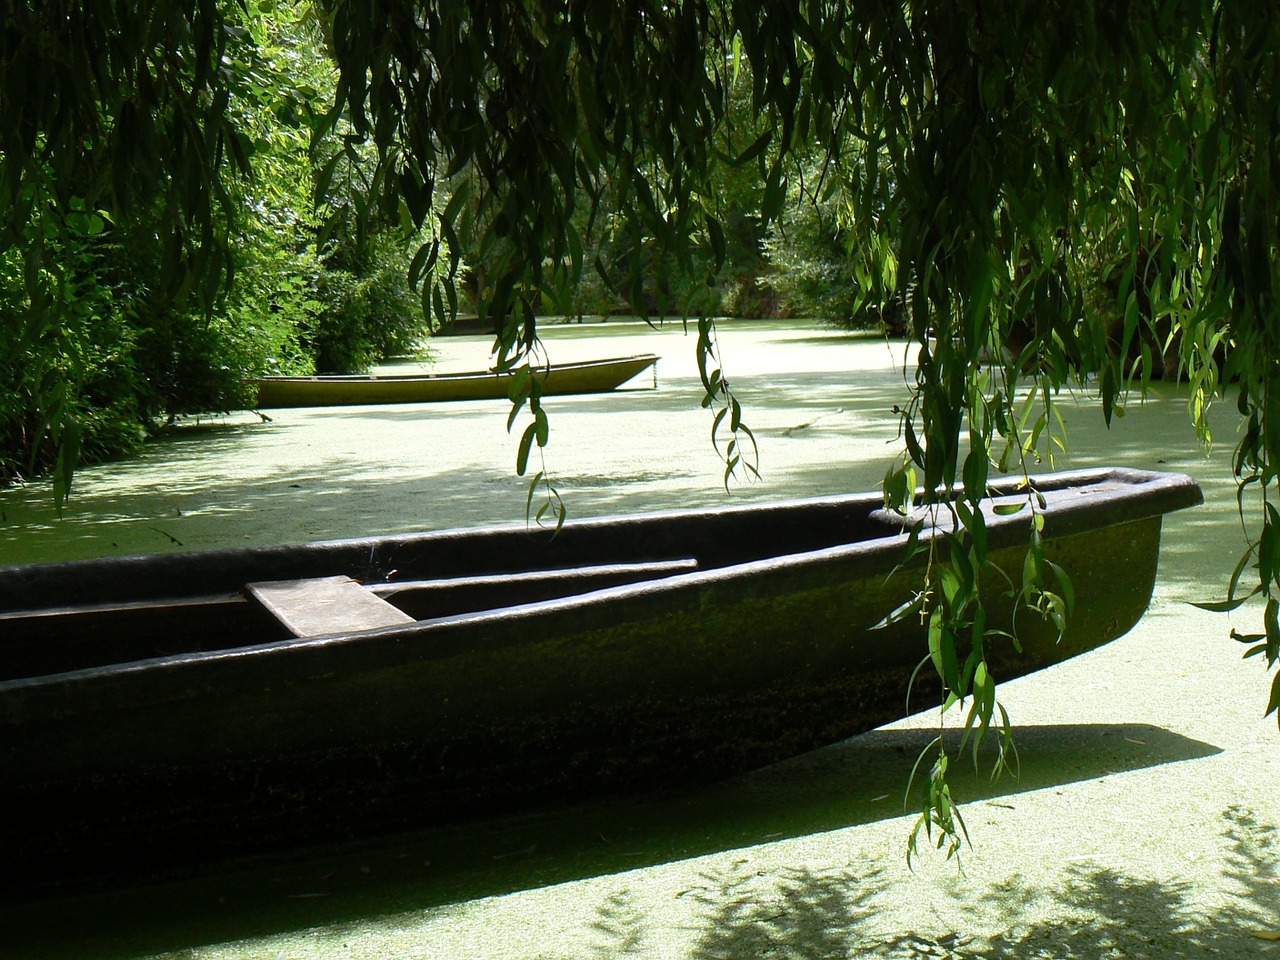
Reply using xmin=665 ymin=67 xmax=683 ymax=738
xmin=2 ymin=320 xmax=1278 ymax=959
xmin=0 ymin=321 xmax=910 ymax=566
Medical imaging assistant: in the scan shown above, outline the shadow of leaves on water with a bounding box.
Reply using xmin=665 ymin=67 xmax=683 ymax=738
xmin=546 ymin=864 xmax=888 ymax=960
xmin=550 ymin=806 xmax=1277 ymax=960
xmin=684 ymin=864 xmax=885 ymax=960
xmin=926 ymin=809 xmax=1275 ymax=960
xmin=585 ymin=889 xmax=648 ymax=959
xmin=0 ymin=723 xmax=1221 ymax=960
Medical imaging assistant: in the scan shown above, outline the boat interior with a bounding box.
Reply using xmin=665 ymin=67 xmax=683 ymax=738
xmin=0 ymin=495 xmax=908 ymax=683
xmin=0 ymin=559 xmax=706 ymax=682
xmin=3 ymin=468 xmax=1180 ymax=684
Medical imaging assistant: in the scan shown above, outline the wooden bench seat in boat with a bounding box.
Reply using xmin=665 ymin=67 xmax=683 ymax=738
xmin=245 ymin=576 xmax=415 ymax=637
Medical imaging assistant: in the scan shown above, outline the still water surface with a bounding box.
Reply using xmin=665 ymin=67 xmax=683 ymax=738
xmin=1 ymin=320 xmax=913 ymax=566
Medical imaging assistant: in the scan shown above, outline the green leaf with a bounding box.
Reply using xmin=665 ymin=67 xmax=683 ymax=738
xmin=52 ymin=416 xmax=81 ymax=517
xmin=534 ymin=405 xmax=549 ymax=446
xmin=761 ymin=161 xmax=786 ymax=220
xmin=961 ymin=450 xmax=987 ymax=502
xmin=1232 ymin=629 xmax=1267 ymax=645
xmin=732 ymin=130 xmax=772 ymax=166
xmin=1044 ymin=560 xmax=1075 ymax=614
xmin=927 ymin=607 xmax=946 ymax=679
xmin=1266 ymin=597 xmax=1280 ymax=665
xmin=992 ymin=501 xmax=1025 ymax=516
xmin=869 ymin=593 xmax=925 ymax=630
xmin=1267 ymin=669 xmax=1280 ymax=719
xmin=1022 ymin=541 xmax=1041 ymax=590
xmin=516 ymin=423 xmax=536 ymax=476
xmin=706 ymin=216 xmax=726 ymax=272
xmin=525 ymin=469 xmax=544 ymax=519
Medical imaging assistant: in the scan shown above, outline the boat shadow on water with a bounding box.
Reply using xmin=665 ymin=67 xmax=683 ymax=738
xmin=0 ymin=720 xmax=1220 ymax=960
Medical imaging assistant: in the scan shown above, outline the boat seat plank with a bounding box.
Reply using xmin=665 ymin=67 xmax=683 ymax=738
xmin=246 ymin=576 xmax=415 ymax=638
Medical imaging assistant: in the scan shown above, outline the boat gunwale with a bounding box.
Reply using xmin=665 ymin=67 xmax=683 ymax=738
xmin=0 ymin=465 xmax=1201 ymax=586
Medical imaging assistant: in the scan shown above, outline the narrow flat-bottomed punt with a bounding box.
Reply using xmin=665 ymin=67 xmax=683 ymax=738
xmin=253 ymin=354 xmax=659 ymax=407
xmin=0 ymin=467 xmax=1200 ymax=887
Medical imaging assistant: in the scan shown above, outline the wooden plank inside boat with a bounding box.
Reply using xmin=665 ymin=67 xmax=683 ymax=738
xmin=246 ymin=576 xmax=415 ymax=637
xmin=370 ymin=558 xmax=699 ymax=619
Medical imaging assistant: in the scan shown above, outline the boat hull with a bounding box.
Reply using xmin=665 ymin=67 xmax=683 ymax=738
xmin=0 ymin=467 xmax=1201 ymax=887
xmin=253 ymin=354 xmax=659 ymax=407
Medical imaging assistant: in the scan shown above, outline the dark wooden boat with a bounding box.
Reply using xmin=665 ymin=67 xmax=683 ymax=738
xmin=0 ymin=467 xmax=1200 ymax=887
xmin=253 ymin=354 xmax=659 ymax=408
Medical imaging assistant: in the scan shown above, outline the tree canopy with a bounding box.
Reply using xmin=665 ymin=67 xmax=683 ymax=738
xmin=4 ymin=0 xmax=1279 ymax=856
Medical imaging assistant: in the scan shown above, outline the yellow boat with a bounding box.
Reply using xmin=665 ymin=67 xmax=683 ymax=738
xmin=253 ymin=354 xmax=660 ymax=408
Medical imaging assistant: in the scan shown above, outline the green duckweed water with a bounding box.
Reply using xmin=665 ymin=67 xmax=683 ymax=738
xmin=2 ymin=320 xmax=1276 ymax=960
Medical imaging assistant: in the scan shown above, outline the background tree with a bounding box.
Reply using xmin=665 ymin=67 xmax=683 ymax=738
xmin=0 ymin=0 xmax=433 ymax=496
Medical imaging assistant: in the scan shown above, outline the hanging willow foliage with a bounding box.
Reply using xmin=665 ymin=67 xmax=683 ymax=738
xmin=4 ymin=0 xmax=1279 ymax=856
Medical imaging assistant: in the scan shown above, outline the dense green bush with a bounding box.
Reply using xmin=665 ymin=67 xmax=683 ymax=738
xmin=1 ymin=212 xmax=143 ymax=483
xmin=0 ymin=0 xmax=443 ymax=484
xmin=0 ymin=200 xmax=317 ymax=483
xmin=763 ymin=181 xmax=860 ymax=323
xmin=308 ymin=245 xmax=426 ymax=373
